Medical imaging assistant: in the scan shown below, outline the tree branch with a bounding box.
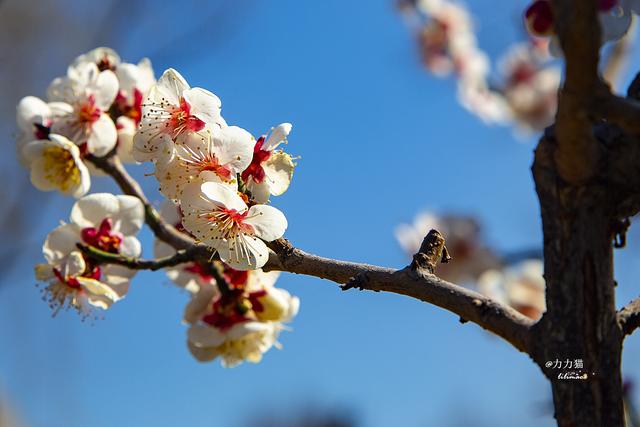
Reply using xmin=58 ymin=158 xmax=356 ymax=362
xmin=86 ymin=152 xmax=196 ymax=250
xmin=86 ymin=154 xmax=533 ymax=353
xmin=551 ymin=0 xmax=602 ymax=184
xmin=619 ymin=298 xmax=640 ymax=337
xmin=264 ymin=234 xmax=534 ymax=353
xmin=77 ymin=243 xmax=199 ymax=271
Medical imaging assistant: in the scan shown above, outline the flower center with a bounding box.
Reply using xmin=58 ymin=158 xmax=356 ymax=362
xmin=77 ymin=94 xmax=102 ymax=124
xmin=42 ymin=146 xmax=81 ymax=191
xmin=81 ymin=218 xmax=123 ymax=253
xmin=169 ymin=97 xmax=206 ymax=134
xmin=201 ymin=208 xmax=253 ymax=240
xmin=202 ymin=289 xmax=251 ymax=330
xmin=241 ymin=137 xmax=271 ymax=183
xmin=111 ymin=89 xmax=144 ymax=124
xmin=509 ymin=63 xmax=537 ymax=86
xmin=96 ymin=54 xmax=116 ymax=72
xmin=199 ymin=155 xmax=232 ymax=180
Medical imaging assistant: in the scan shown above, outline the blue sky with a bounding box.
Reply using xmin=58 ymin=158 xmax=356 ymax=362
xmin=1 ymin=1 xmax=639 ymax=426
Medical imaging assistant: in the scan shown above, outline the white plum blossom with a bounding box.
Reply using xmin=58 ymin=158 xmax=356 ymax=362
xmin=181 ymin=181 xmax=288 ymax=270
xmin=22 ymin=134 xmax=91 ymax=198
xmin=48 ymin=62 xmax=119 ymax=156
xmin=457 ymin=80 xmax=511 ymax=125
xmin=115 ymin=58 xmax=155 ymax=97
xmin=155 ymin=125 xmax=254 ymax=201
xmin=15 ymin=96 xmax=70 ymax=166
xmin=499 ymin=42 xmax=561 ymax=133
xmin=477 ymin=259 xmax=546 ymax=320
xmin=70 ymin=47 xmax=120 ymax=72
xmin=35 ymin=193 xmax=144 ymax=316
xmin=395 ymin=210 xmax=500 ymax=283
xmin=241 ymin=123 xmax=295 ymax=203
xmin=133 ymin=68 xmax=225 ymax=163
xmin=185 ymin=268 xmax=298 ymax=367
xmin=409 ymin=0 xmax=480 ymax=78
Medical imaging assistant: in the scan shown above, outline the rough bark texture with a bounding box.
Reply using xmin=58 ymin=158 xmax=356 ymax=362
xmin=531 ymin=131 xmax=625 ymax=426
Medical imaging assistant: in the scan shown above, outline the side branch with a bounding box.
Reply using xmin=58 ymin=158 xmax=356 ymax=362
xmin=77 ymin=243 xmax=198 ymax=271
xmin=86 ymin=152 xmax=195 ymax=250
xmin=265 ymin=236 xmax=534 ymax=353
xmin=619 ymin=298 xmax=640 ymax=337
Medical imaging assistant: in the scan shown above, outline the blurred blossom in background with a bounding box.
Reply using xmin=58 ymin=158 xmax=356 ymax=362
xmin=1 ymin=0 xmax=640 ymax=426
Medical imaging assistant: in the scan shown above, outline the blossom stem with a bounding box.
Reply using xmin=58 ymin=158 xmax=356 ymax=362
xmin=85 ymin=151 xmax=196 ymax=250
xmin=77 ymin=243 xmax=198 ymax=271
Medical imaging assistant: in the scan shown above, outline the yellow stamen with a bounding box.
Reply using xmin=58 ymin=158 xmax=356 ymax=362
xmin=42 ymin=146 xmax=80 ymax=191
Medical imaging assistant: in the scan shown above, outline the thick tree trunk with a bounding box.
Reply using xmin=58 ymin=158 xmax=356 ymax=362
xmin=532 ymin=133 xmax=625 ymax=426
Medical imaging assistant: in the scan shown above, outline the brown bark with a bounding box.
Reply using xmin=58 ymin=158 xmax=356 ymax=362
xmin=531 ymin=132 xmax=625 ymax=426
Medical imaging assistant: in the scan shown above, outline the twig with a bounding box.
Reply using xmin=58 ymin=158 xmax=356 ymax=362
xmin=265 ymin=236 xmax=534 ymax=353
xmin=619 ymin=297 xmax=640 ymax=337
xmin=85 ymin=152 xmax=196 ymax=250
xmin=77 ymin=243 xmax=198 ymax=271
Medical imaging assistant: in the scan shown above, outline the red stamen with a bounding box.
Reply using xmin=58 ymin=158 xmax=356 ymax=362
xmin=241 ymin=137 xmax=271 ymax=183
xmin=81 ymin=218 xmax=123 ymax=253
xmin=78 ymin=94 xmax=102 ymax=124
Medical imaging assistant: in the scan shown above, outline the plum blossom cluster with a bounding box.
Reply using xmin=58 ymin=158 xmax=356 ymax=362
xmin=395 ymin=210 xmax=545 ymax=319
xmin=398 ymin=0 xmax=563 ymax=134
xmin=525 ymin=0 xmax=640 ymax=56
xmin=154 ymin=202 xmax=299 ymax=367
xmin=17 ymin=47 xmax=155 ymax=197
xmin=19 ymin=48 xmax=299 ymax=367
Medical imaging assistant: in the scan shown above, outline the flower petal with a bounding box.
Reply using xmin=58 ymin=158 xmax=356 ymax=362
xmin=188 ymin=324 xmax=226 ymax=348
xmin=87 ymin=114 xmax=117 ymax=156
xmin=43 ymin=223 xmax=80 ymax=264
xmin=183 ymin=283 xmax=217 ymax=324
xmin=119 ymin=236 xmax=142 ymax=257
xmin=217 ymin=234 xmax=269 ymax=270
xmin=70 ymin=193 xmax=119 ymax=228
xmin=200 ymin=181 xmax=247 ymax=212
xmin=182 ymin=87 xmax=222 ymax=125
xmin=244 ymin=205 xmax=287 ymax=241
xmin=91 ymin=70 xmax=119 ymax=110
xmin=214 ymin=126 xmax=254 ymax=172
xmin=263 ymin=123 xmax=292 ymax=151
xmin=113 ymin=195 xmax=145 ymax=235
xmin=16 ymin=96 xmax=50 ymax=132
xmin=154 ymin=68 xmax=189 ymax=106
xmin=263 ymin=151 xmax=294 ymax=196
